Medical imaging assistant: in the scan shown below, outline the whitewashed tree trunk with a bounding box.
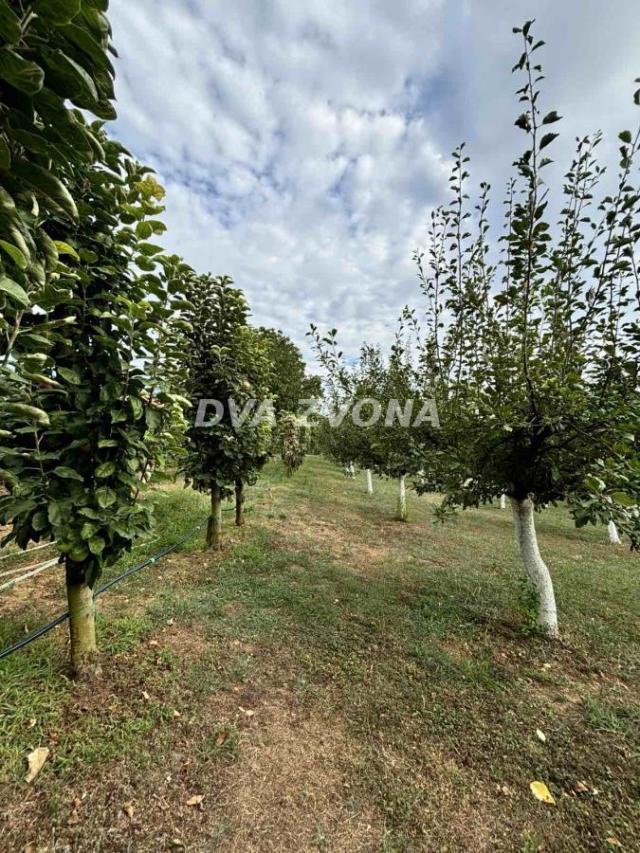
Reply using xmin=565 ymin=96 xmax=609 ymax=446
xmin=510 ymin=497 xmax=559 ymax=638
xmin=499 ymin=494 xmax=506 ymax=510
xmin=608 ymin=520 xmax=622 ymax=545
xmin=365 ymin=469 xmax=373 ymax=495
xmin=397 ymin=475 xmax=408 ymax=522
xmin=67 ymin=579 xmax=97 ymax=676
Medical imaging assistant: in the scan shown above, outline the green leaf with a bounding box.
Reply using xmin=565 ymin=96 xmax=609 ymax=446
xmin=32 ymin=511 xmax=48 ymax=532
xmin=130 ymin=396 xmax=143 ymax=420
xmin=60 ymin=22 xmax=112 ymax=72
xmin=171 ymin=299 xmax=197 ymax=312
xmin=0 ymin=1 xmax=21 ymax=44
xmin=53 ymin=241 xmax=80 ymax=261
xmin=0 ymin=239 xmax=28 ymax=270
xmin=95 ymin=487 xmax=117 ymax=509
xmin=57 ymin=367 xmax=81 ymax=385
xmin=618 ymin=130 xmax=633 ymax=144
xmin=12 ymin=160 xmax=78 ymax=219
xmin=138 ymin=242 xmax=164 ymax=257
xmin=611 ymin=491 xmax=636 ymax=507
xmin=67 ymin=544 xmax=89 ymax=562
xmin=41 ymin=47 xmax=99 ymax=109
xmin=539 ymin=132 xmax=559 ymax=150
xmin=81 ymin=521 xmax=99 ymax=540
xmin=23 ymin=372 xmax=59 ymax=388
xmin=96 ymin=462 xmax=116 ymax=478
xmin=47 ymin=501 xmax=63 ymax=526
xmin=0 ymin=403 xmax=50 ymax=426
xmin=0 ymin=49 xmax=45 ymax=95
xmin=78 ymin=507 xmax=101 ymax=520
xmin=542 ymin=111 xmax=561 ymax=125
xmin=79 ymin=248 xmax=98 ymax=263
xmin=136 ymin=221 xmax=154 ymax=239
xmin=88 ymin=535 xmax=105 ymax=555
xmin=0 ymin=276 xmax=29 ymax=308
xmin=18 ymin=332 xmax=53 ymax=350
xmin=9 ymin=128 xmax=58 ymax=158
xmin=52 ymin=466 xmax=84 ymax=481
xmin=0 ymin=468 xmax=17 ymax=488
xmin=34 ymin=0 xmax=81 ymax=23
xmin=145 ymin=406 xmax=162 ymax=431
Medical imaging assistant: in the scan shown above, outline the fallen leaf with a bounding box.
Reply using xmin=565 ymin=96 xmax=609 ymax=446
xmin=166 ymin=618 xmax=175 ymax=626
xmin=170 ymin=840 xmax=185 ymax=850
xmin=142 ymin=691 xmax=151 ymax=701
xmin=25 ymin=747 xmax=49 ymax=783
xmin=530 ymin=781 xmax=556 ymax=805
xmin=215 ymin=730 xmax=230 ymax=747
xmin=186 ymin=794 xmax=204 ymax=807
xmin=172 ymin=710 xmax=181 ymax=719
xmin=123 ymin=802 xmax=134 ymax=819
xmin=536 ymin=728 xmax=547 ymax=743
xmin=574 ymin=781 xmax=589 ymax=794
xmin=606 ymin=837 xmax=623 ymax=848
xmin=28 ymin=718 xmax=36 ymax=729
xmin=148 ymin=639 xmax=159 ymax=648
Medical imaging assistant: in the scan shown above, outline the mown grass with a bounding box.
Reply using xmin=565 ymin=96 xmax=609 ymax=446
xmin=0 ymin=457 xmax=638 ymax=851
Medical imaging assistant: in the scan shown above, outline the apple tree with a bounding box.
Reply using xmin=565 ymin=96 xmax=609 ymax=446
xmin=414 ymin=23 xmax=640 ymax=637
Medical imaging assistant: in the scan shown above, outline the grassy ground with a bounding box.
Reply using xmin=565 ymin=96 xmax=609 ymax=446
xmin=0 ymin=457 xmax=638 ymax=852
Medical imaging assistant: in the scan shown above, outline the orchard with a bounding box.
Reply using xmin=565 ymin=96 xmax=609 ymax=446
xmin=1 ymin=5 xmax=639 ymax=851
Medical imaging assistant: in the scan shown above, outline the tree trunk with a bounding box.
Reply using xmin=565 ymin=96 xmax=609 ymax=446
xmin=235 ymin=479 xmax=245 ymax=527
xmin=499 ymin=494 xmax=506 ymax=510
xmin=608 ymin=520 xmax=622 ymax=545
xmin=510 ymin=497 xmax=559 ymax=638
xmin=66 ymin=560 xmax=97 ymax=677
xmin=365 ymin=469 xmax=373 ymax=495
xmin=207 ymin=485 xmax=223 ymax=549
xmin=397 ymin=475 xmax=408 ymax=522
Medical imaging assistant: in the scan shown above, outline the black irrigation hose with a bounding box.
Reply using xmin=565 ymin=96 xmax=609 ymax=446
xmin=0 ymin=521 xmax=205 ymax=663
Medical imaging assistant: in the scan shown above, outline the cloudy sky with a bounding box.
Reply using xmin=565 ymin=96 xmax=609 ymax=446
xmin=109 ymin=0 xmax=639 ymax=362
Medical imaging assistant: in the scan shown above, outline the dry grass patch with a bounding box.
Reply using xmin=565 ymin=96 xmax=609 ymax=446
xmin=271 ymin=505 xmax=388 ymax=576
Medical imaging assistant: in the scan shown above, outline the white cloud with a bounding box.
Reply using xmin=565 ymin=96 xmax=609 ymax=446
xmin=109 ymin=0 xmax=640 ymax=363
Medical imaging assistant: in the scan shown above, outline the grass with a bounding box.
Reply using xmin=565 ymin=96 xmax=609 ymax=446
xmin=0 ymin=457 xmax=639 ymax=851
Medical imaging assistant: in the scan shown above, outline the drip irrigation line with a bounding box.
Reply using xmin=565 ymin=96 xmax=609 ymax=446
xmin=0 ymin=521 xmax=204 ymax=663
